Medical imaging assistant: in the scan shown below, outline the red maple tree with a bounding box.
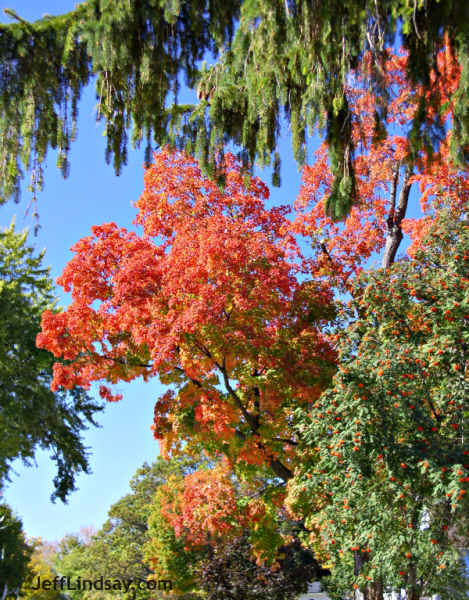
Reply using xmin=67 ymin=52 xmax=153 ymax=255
xmin=37 ymin=150 xmax=336 ymax=486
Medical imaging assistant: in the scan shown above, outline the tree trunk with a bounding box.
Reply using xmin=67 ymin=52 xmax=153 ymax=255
xmin=365 ymin=579 xmax=384 ymax=600
xmin=406 ymin=561 xmax=421 ymax=600
xmin=381 ymin=164 xmax=413 ymax=269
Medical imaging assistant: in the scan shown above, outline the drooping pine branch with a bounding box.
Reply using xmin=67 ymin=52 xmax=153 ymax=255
xmin=0 ymin=0 xmax=468 ymax=219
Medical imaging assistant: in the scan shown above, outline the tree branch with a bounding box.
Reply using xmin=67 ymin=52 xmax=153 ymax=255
xmin=382 ymin=163 xmax=412 ymax=269
xmin=220 ymin=364 xmax=293 ymax=481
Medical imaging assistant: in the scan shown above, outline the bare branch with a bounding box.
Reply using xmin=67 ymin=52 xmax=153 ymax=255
xmin=382 ymin=163 xmax=412 ymax=269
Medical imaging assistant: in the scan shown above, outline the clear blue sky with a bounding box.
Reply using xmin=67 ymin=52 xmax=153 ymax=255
xmin=0 ymin=0 xmax=306 ymax=542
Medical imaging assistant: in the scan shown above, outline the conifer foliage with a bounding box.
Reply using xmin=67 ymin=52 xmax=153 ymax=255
xmin=1 ymin=0 xmax=468 ymax=219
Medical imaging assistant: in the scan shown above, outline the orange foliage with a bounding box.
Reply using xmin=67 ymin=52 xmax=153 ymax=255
xmin=160 ymin=466 xmax=240 ymax=547
xmin=36 ymin=48 xmax=467 ymax=566
xmin=37 ymin=149 xmax=336 ymax=475
xmin=294 ymin=48 xmax=466 ymax=285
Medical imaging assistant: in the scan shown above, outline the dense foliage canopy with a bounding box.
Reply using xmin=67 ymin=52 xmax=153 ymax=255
xmin=37 ymin=150 xmax=337 ymax=487
xmin=0 ymin=1 xmax=468 ymax=599
xmin=288 ymin=213 xmax=469 ymax=599
xmin=1 ymin=0 xmax=468 ymax=219
xmin=35 ymin=41 xmax=469 ymax=592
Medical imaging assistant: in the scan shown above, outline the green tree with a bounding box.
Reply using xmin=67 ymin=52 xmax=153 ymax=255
xmin=0 ymin=220 xmax=103 ymax=502
xmin=288 ymin=211 xmax=469 ymax=599
xmin=52 ymin=531 xmax=104 ymax=600
xmin=0 ymin=504 xmax=32 ymax=600
xmin=0 ymin=1 xmax=468 ymax=216
xmin=54 ymin=456 xmax=205 ymax=600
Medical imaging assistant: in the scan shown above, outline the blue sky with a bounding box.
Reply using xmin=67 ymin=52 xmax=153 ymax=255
xmin=0 ymin=0 xmax=306 ymax=542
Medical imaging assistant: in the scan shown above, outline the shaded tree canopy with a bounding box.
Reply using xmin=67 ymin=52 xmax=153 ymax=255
xmin=0 ymin=0 xmax=468 ymax=218
xmin=196 ymin=533 xmax=327 ymax=600
xmin=0 ymin=221 xmax=104 ymax=502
